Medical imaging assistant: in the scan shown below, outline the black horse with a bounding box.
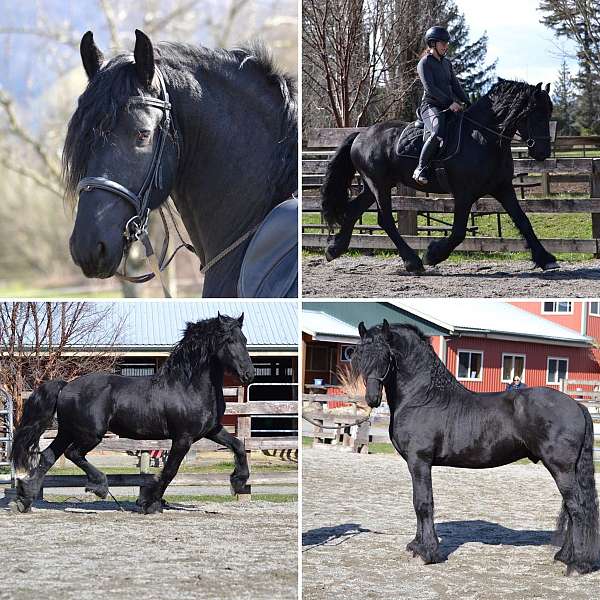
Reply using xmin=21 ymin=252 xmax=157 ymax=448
xmin=322 ymin=79 xmax=557 ymax=273
xmin=352 ymin=320 xmax=599 ymax=575
xmin=64 ymin=30 xmax=297 ymax=297
xmin=10 ymin=313 xmax=254 ymax=514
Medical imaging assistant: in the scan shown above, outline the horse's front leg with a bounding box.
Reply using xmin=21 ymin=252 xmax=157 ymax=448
xmin=407 ymin=458 xmax=440 ymax=564
xmin=492 ymin=182 xmax=558 ymax=270
xmin=424 ymin=196 xmax=472 ymax=266
xmin=325 ymin=188 xmax=375 ymax=261
xmin=138 ymin=437 xmax=192 ymax=514
xmin=205 ymin=425 xmax=249 ymax=495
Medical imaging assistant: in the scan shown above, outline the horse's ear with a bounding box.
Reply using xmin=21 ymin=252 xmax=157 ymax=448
xmin=382 ymin=319 xmax=392 ymax=342
xmin=133 ymin=29 xmax=155 ymax=88
xmin=545 ymin=83 xmax=551 ymax=94
xmin=218 ymin=311 xmax=224 ymax=323
xmin=80 ymin=31 xmax=104 ymax=80
xmin=358 ymin=322 xmax=367 ymax=338
xmin=535 ymin=82 xmax=542 ymax=91
xmin=237 ymin=313 xmax=244 ymax=327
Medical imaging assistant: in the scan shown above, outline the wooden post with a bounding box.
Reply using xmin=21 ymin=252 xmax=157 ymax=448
xmin=396 ymin=183 xmax=417 ymax=235
xmin=236 ymin=386 xmax=252 ymax=501
xmin=139 ymin=451 xmax=150 ymax=474
xmin=541 ymin=171 xmax=550 ymax=196
xmin=592 ymin=159 xmax=600 ymax=258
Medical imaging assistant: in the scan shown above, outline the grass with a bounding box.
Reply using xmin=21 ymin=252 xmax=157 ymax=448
xmin=44 ymin=493 xmax=297 ymax=503
xmin=48 ymin=460 xmax=297 ymax=476
xmin=0 ymin=282 xmax=122 ymax=298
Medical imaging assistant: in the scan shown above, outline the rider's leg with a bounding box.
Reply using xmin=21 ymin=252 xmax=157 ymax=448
xmin=413 ymin=106 xmax=445 ymax=184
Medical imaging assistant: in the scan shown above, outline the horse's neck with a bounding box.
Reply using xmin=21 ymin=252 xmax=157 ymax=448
xmin=468 ymin=97 xmax=518 ymax=141
xmin=170 ymin=63 xmax=289 ymax=262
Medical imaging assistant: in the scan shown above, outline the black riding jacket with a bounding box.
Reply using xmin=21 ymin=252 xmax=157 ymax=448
xmin=417 ymin=54 xmax=469 ymax=109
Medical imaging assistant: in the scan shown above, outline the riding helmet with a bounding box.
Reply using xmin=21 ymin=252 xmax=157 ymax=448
xmin=425 ymin=26 xmax=450 ymax=46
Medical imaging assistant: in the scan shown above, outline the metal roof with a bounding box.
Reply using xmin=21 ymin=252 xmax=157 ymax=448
xmin=302 ymin=310 xmax=360 ymax=343
xmin=391 ymin=299 xmax=593 ymax=346
xmin=17 ymin=301 xmax=298 ymax=351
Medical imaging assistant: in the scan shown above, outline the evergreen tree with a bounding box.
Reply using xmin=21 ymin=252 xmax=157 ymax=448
xmin=552 ymin=59 xmax=578 ymax=135
xmin=444 ymin=2 xmax=497 ymax=101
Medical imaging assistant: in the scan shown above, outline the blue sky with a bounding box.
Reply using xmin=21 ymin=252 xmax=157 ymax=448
xmin=455 ymin=0 xmax=579 ymax=88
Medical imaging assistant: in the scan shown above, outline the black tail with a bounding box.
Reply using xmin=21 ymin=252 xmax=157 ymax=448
xmin=321 ymin=132 xmax=360 ymax=229
xmin=565 ymin=404 xmax=600 ymax=569
xmin=10 ymin=380 xmax=67 ymax=472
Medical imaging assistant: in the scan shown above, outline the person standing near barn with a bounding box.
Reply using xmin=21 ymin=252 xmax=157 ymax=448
xmin=413 ymin=26 xmax=471 ymax=184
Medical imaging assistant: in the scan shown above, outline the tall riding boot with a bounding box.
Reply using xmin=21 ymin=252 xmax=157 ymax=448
xmin=413 ymin=135 xmax=440 ymax=184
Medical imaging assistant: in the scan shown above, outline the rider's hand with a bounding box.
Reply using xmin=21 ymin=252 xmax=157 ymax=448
xmin=449 ymin=102 xmax=463 ymax=112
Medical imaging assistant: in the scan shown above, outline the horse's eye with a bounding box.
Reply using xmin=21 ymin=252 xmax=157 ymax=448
xmin=135 ymin=130 xmax=151 ymax=145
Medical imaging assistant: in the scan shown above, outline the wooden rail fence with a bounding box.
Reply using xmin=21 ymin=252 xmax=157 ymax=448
xmin=4 ymin=387 xmax=298 ymax=502
xmin=303 ymin=127 xmax=600 ymax=255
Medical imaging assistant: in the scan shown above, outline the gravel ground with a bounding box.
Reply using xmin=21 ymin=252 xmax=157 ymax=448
xmin=302 ymin=256 xmax=600 ymax=298
xmin=0 ymin=498 xmax=297 ymax=600
xmin=302 ymin=446 xmax=600 ymax=600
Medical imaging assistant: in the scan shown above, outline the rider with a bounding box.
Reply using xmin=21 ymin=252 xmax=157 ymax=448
xmin=413 ymin=26 xmax=470 ymax=185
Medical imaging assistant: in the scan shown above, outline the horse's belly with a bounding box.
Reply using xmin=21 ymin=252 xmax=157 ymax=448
xmin=434 ymin=440 xmax=527 ymax=469
xmin=107 ymin=413 xmax=169 ymax=440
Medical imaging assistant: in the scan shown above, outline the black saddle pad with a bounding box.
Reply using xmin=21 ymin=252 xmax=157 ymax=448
xmin=397 ymin=111 xmax=463 ymax=162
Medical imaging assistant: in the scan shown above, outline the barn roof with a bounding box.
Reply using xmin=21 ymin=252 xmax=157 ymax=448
xmin=302 ymin=310 xmax=360 ymax=343
xmin=391 ymin=299 xmax=593 ymax=347
xmin=16 ymin=301 xmax=298 ymax=353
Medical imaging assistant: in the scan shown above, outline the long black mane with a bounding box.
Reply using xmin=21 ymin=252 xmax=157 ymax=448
xmin=472 ymin=78 xmax=553 ymax=139
xmin=158 ymin=314 xmax=238 ymax=383
xmin=62 ymin=40 xmax=297 ymax=208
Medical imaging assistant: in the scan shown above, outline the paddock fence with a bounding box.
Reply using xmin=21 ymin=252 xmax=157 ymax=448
xmin=302 ymin=127 xmax=600 ymax=256
xmin=3 ymin=386 xmax=298 ymax=501
xmin=305 ymin=385 xmax=600 ymax=462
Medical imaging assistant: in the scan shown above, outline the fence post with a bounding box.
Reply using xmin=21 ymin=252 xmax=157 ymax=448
xmin=139 ymin=451 xmax=150 ymax=474
xmin=592 ymin=159 xmax=600 ymax=258
xmin=396 ymin=183 xmax=417 ymax=235
xmin=236 ymin=386 xmax=252 ymax=501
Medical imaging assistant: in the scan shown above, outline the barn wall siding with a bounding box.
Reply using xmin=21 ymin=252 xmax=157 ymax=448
xmin=510 ymin=300 xmax=582 ymax=332
xmin=445 ymin=337 xmax=600 ymax=393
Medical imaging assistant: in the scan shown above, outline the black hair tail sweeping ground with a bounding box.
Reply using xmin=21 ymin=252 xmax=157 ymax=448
xmin=321 ymin=131 xmax=360 ymax=229
xmin=554 ymin=404 xmax=600 ymax=573
xmin=10 ymin=380 xmax=67 ymax=472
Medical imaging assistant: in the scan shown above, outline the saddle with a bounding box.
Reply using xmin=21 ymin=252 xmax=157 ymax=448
xmin=237 ymin=196 xmax=298 ymax=298
xmin=409 ymin=108 xmax=464 ymax=191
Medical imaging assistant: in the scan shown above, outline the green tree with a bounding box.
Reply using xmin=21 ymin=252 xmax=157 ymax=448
xmin=444 ymin=2 xmax=497 ymax=101
xmin=552 ymin=59 xmax=578 ymax=135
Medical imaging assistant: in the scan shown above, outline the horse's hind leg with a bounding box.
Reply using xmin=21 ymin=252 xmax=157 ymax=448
xmin=205 ymin=425 xmax=249 ymax=494
xmin=424 ymin=195 xmax=472 ymax=266
xmin=492 ymin=182 xmax=558 ymax=269
xmin=363 ymin=176 xmax=424 ymax=273
xmin=138 ymin=437 xmax=192 ymax=514
xmin=553 ymin=501 xmax=574 ymax=566
xmin=64 ymin=439 xmax=108 ymax=499
xmin=407 ymin=458 xmax=440 ymax=564
xmin=13 ymin=432 xmax=70 ymax=513
xmin=325 ymin=188 xmax=375 ymax=261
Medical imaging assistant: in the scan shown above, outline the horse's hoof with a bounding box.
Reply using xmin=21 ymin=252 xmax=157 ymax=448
xmin=542 ymin=261 xmax=560 ymax=271
xmin=142 ymin=500 xmax=163 ymax=515
xmin=230 ymin=474 xmax=249 ymax=495
xmin=85 ymin=483 xmax=108 ymax=499
xmin=325 ymin=247 xmax=340 ymax=262
xmin=9 ymin=498 xmax=31 ymax=514
xmin=405 ymin=260 xmax=425 ymax=274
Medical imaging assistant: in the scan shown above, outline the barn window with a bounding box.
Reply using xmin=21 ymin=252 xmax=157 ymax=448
xmin=339 ymin=344 xmax=356 ymax=362
xmin=502 ymin=354 xmax=526 ymax=383
xmin=118 ymin=362 xmax=156 ymax=377
xmin=590 ymin=302 xmax=600 ymax=316
xmin=457 ymin=350 xmax=483 ymax=381
xmin=547 ymin=357 xmax=568 ymax=384
xmin=542 ymin=301 xmax=572 ymax=314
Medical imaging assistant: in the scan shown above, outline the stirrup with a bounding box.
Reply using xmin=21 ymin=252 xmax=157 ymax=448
xmin=413 ymin=166 xmax=428 ymax=185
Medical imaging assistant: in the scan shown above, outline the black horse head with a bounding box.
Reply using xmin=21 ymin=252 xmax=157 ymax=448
xmin=353 ymin=319 xmax=396 ymax=408
xmin=161 ymin=313 xmax=255 ymax=385
xmin=63 ymin=30 xmax=178 ymax=278
xmin=490 ymin=79 xmax=553 ymax=162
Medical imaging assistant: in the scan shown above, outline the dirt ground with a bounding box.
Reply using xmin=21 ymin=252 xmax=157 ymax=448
xmin=0 ymin=498 xmax=297 ymax=600
xmin=302 ymin=256 xmax=600 ymax=298
xmin=302 ymin=446 xmax=600 ymax=600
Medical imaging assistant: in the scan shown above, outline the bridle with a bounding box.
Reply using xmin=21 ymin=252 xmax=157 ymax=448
xmin=367 ymin=352 xmax=396 ymax=384
xmin=76 ymin=67 xmax=193 ymax=297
